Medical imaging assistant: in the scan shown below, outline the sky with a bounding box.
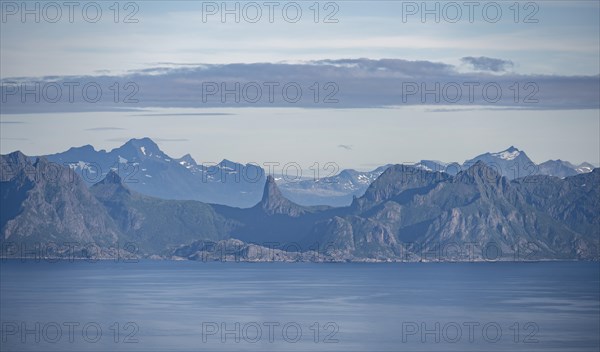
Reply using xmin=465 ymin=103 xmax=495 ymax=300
xmin=1 ymin=0 xmax=599 ymax=169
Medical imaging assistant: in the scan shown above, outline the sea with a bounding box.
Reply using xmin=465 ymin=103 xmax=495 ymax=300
xmin=1 ymin=260 xmax=598 ymax=351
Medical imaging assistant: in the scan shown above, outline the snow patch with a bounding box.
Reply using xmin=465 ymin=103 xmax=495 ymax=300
xmin=492 ymin=150 xmax=520 ymax=160
xmin=140 ymin=146 xmax=146 ymax=155
xmin=577 ymin=167 xmax=592 ymax=173
xmin=68 ymin=161 xmax=96 ymax=173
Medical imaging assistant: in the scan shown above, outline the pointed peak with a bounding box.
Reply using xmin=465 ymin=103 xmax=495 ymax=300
xmin=97 ymin=170 xmax=123 ymax=185
xmin=262 ymin=175 xmax=281 ymax=201
xmin=490 ymin=146 xmax=522 ymax=161
xmin=91 ymin=170 xmax=131 ymax=198
xmin=112 ymin=137 xmax=165 ymax=159
xmin=2 ymin=150 xmax=29 ymax=162
xmin=258 ymin=176 xmax=306 ymax=216
xmin=178 ymin=153 xmax=197 ymax=166
xmin=1 ymin=152 xmax=31 ymax=180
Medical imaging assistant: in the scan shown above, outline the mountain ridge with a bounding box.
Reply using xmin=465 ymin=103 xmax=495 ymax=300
xmin=3 ymin=150 xmax=597 ymax=262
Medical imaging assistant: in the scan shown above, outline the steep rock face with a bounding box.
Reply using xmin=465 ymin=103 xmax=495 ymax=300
xmin=0 ymin=152 xmax=121 ymax=246
xmin=513 ymin=169 xmax=600 ymax=239
xmin=400 ymin=163 xmax=596 ymax=259
xmin=353 ymin=164 xmax=450 ymax=211
xmin=314 ymin=162 xmax=599 ymax=260
xmin=256 ymin=175 xmax=307 ymax=217
xmin=309 ymin=215 xmax=404 ymax=260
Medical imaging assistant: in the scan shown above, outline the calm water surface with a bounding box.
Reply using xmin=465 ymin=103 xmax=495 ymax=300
xmin=1 ymin=260 xmax=598 ymax=351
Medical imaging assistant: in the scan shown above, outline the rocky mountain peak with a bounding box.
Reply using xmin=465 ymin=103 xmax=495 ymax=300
xmin=257 ymin=175 xmax=306 ymax=216
xmin=98 ymin=170 xmax=123 ymax=185
xmin=179 ymin=153 xmax=197 ymax=166
xmin=357 ymin=164 xmax=448 ymax=207
xmin=91 ymin=170 xmax=131 ymax=200
xmin=119 ymin=137 xmax=162 ymax=158
xmin=1 ymin=149 xmax=28 ymax=169
xmin=261 ymin=175 xmax=283 ymax=203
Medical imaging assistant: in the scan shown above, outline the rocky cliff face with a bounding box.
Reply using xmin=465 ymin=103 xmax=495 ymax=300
xmin=1 ymin=151 xmax=121 ymax=247
xmin=2 ymin=151 xmax=598 ymax=261
xmin=256 ymin=175 xmax=308 ymax=217
xmin=306 ymin=162 xmax=599 ymax=261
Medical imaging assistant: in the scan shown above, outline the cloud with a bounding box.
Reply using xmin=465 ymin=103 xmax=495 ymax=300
xmin=0 ymin=121 xmax=26 ymax=124
xmin=461 ymin=56 xmax=514 ymax=72
xmin=133 ymin=113 xmax=235 ymax=117
xmin=86 ymin=127 xmax=126 ymax=131
xmin=1 ymin=58 xmax=598 ymax=112
xmin=338 ymin=144 xmax=353 ymax=151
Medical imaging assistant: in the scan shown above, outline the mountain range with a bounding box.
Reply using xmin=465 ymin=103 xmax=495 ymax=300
xmin=2 ymin=148 xmax=598 ymax=262
xmin=44 ymin=138 xmax=266 ymax=208
xmin=38 ymin=138 xmax=597 ymax=207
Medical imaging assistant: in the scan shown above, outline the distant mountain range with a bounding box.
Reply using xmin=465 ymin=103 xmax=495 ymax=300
xmin=2 ymin=149 xmax=598 ymax=262
xmin=37 ymin=138 xmax=596 ymax=207
xmin=43 ymin=138 xmax=266 ymax=208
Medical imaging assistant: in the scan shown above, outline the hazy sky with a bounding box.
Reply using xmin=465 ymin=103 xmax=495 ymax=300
xmin=1 ymin=1 xmax=599 ymax=169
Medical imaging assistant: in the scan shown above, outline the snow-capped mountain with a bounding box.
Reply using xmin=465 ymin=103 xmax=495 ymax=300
xmin=44 ymin=138 xmax=266 ymax=207
xmin=538 ymin=160 xmax=596 ymax=178
xmin=413 ymin=160 xmax=462 ymax=175
xmin=538 ymin=160 xmax=579 ymax=178
xmin=575 ymin=162 xmax=596 ymax=174
xmin=278 ymin=165 xmax=391 ymax=207
xmin=463 ymin=146 xmax=537 ymax=180
xmin=38 ymin=141 xmax=596 ymax=207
